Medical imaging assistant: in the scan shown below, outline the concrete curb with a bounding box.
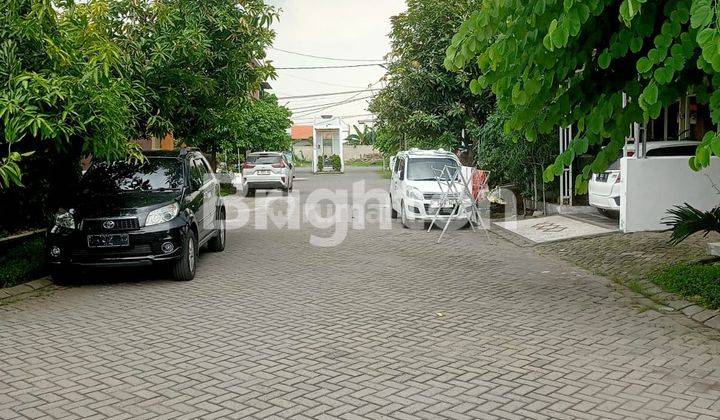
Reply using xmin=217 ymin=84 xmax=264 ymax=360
xmin=621 ymin=279 xmax=720 ymax=333
xmin=0 ymin=277 xmax=54 ymax=301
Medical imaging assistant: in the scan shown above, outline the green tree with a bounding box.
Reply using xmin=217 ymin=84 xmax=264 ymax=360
xmin=219 ymin=93 xmax=292 ymax=156
xmin=369 ymin=0 xmax=493 ymax=157
xmin=0 ymin=0 xmax=146 ymax=189
xmin=446 ymin=0 xmax=720 ymax=192
xmin=346 ymin=125 xmax=376 ymax=145
xmin=108 ymin=0 xmax=278 ymax=155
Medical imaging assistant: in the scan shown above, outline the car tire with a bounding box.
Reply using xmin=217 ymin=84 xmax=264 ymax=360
xmin=50 ymin=267 xmax=75 ymax=286
xmin=244 ymin=186 xmax=255 ymax=197
xmin=207 ymin=210 xmax=226 ymax=252
xmin=400 ymin=200 xmax=410 ymax=229
xmin=598 ymin=208 xmax=620 ymax=219
xmin=390 ymin=195 xmax=398 ymax=219
xmin=172 ymin=231 xmax=198 ymax=281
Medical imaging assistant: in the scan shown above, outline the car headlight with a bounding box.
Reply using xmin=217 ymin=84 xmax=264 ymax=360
xmin=54 ymin=210 xmax=76 ymax=230
xmin=406 ymin=186 xmax=424 ymax=201
xmin=145 ymin=203 xmax=179 ymax=226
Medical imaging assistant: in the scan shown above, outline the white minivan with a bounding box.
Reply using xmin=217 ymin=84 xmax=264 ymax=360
xmin=389 ymin=149 xmax=471 ymax=228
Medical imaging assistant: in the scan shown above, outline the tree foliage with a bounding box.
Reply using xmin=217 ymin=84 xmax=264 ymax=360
xmin=0 ymin=0 xmax=277 ymax=189
xmin=219 ymin=93 xmax=292 ymax=155
xmin=475 ymin=112 xmax=558 ymax=198
xmin=346 ymin=125 xmax=376 ymax=145
xmin=446 ymin=0 xmax=720 ymax=192
xmin=369 ymin=0 xmax=493 ymax=157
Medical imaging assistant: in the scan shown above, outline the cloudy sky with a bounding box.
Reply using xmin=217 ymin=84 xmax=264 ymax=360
xmin=266 ymin=0 xmax=406 ymax=128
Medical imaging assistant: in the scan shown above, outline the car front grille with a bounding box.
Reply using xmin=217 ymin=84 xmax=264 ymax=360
xmin=595 ymin=173 xmax=610 ymax=182
xmin=71 ymin=244 xmax=153 ymax=259
xmin=82 ymin=218 xmax=140 ymax=232
xmin=424 ymin=204 xmax=457 ymax=216
xmin=423 ymin=193 xmax=460 ymax=200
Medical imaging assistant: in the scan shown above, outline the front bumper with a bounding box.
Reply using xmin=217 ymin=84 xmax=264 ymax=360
xmin=47 ymin=218 xmax=187 ymax=268
xmin=403 ymin=198 xmax=473 ymax=221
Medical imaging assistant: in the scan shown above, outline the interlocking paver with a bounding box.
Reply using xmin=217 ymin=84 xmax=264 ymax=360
xmin=1 ymin=167 xmax=720 ymax=419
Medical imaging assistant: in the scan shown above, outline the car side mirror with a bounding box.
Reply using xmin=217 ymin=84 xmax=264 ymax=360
xmin=189 ymin=178 xmax=201 ymax=192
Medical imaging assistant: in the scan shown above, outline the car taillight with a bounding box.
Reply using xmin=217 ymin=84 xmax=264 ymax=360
xmin=615 ymin=173 xmax=622 ymax=183
xmin=626 ymin=151 xmax=635 ymax=157
xmin=242 ymin=163 xmax=255 ymax=169
xmin=272 ymin=161 xmax=286 ymax=168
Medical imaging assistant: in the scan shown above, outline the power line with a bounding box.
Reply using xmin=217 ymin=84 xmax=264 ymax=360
xmin=288 ymin=95 xmax=376 ymax=112
xmin=270 ymin=47 xmax=385 ymax=62
xmin=277 ymin=89 xmax=380 ymax=100
xmin=293 ymin=95 xmax=376 ymax=117
xmin=275 ymin=63 xmax=387 ymax=70
xmin=282 ymin=73 xmax=370 ymax=89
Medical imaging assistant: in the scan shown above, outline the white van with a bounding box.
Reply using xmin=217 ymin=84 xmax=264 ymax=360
xmin=389 ymin=149 xmax=472 ymax=228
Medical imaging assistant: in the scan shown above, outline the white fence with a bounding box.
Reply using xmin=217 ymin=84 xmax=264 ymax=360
xmin=620 ymin=156 xmax=720 ymax=232
xmin=293 ymin=144 xmax=379 ymax=162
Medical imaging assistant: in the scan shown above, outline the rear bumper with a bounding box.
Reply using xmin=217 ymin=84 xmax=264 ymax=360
xmin=47 ymin=219 xmax=187 ymax=268
xmin=243 ymin=174 xmax=287 ymax=189
xmin=589 ymin=193 xmax=620 ymax=210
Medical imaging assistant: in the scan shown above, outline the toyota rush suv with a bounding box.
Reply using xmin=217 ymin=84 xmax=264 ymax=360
xmin=47 ymin=149 xmax=226 ymax=282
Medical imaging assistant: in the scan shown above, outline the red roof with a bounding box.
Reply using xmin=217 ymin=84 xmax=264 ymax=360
xmin=291 ymin=125 xmax=313 ymax=141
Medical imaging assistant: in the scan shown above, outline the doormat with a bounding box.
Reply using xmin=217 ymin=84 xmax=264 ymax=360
xmin=493 ymin=215 xmax=616 ymax=244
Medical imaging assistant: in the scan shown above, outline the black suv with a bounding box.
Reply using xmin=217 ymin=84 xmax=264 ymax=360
xmin=47 ymin=149 xmax=226 ymax=282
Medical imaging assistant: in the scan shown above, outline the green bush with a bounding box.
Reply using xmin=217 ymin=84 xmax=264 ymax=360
xmin=317 ymin=156 xmax=325 ymax=172
xmin=650 ymin=264 xmax=720 ymax=310
xmin=330 ymin=154 xmax=342 ymax=172
xmin=219 ymin=183 xmax=237 ymax=197
xmin=0 ymin=237 xmax=46 ymax=289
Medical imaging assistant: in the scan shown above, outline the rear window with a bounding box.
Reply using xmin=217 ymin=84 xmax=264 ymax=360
xmin=81 ymin=158 xmax=184 ymax=192
xmin=646 ymin=145 xmax=698 ymax=157
xmin=247 ymin=155 xmax=281 ymax=165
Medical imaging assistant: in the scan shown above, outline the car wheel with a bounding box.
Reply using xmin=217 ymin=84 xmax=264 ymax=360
xmin=50 ymin=267 xmax=75 ymax=286
xmin=598 ymin=208 xmax=620 ymax=219
xmin=172 ymin=231 xmax=198 ymax=281
xmin=400 ymin=200 xmax=410 ymax=229
xmin=207 ymin=210 xmax=226 ymax=252
xmin=390 ymin=195 xmax=398 ymax=219
xmin=243 ymin=186 xmax=255 ymax=197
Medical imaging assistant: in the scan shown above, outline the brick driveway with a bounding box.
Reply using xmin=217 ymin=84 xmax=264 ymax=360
xmin=2 ymin=168 xmax=720 ymax=419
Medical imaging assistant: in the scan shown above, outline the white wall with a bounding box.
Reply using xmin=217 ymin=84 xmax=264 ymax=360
xmin=294 ymin=144 xmax=379 ymax=161
xmin=620 ymin=157 xmax=720 ymax=232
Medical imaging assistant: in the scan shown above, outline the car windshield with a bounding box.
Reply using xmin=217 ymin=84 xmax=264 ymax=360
xmin=81 ymin=158 xmax=184 ymax=193
xmin=407 ymin=158 xmax=459 ymax=181
xmin=247 ymin=155 xmax=281 ymax=165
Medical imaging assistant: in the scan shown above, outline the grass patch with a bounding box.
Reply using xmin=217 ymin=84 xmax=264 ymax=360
xmin=650 ymin=263 xmax=720 ymax=310
xmin=0 ymin=237 xmax=46 ymax=289
xmin=345 ymin=159 xmax=383 ymax=167
xmin=626 ymin=280 xmax=646 ymax=295
xmin=220 ymin=183 xmax=238 ymax=197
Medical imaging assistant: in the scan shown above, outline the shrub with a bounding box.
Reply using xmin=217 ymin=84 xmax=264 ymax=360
xmin=0 ymin=237 xmax=46 ymax=289
xmin=317 ymin=156 xmax=324 ymax=172
xmin=219 ymin=183 xmax=237 ymax=197
xmin=650 ymin=263 xmax=720 ymax=310
xmin=330 ymin=154 xmax=342 ymax=172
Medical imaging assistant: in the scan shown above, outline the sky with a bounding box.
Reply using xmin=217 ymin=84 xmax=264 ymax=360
xmin=265 ymin=0 xmax=407 ymax=129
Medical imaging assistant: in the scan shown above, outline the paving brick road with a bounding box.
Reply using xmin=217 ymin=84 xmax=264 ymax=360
xmin=2 ymin=167 xmax=720 ymax=419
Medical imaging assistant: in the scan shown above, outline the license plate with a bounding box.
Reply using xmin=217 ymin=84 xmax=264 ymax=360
xmin=87 ymin=234 xmax=130 ymax=248
xmin=257 ymin=170 xmax=271 ymax=175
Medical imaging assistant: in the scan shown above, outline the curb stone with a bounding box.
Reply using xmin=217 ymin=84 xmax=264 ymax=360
xmin=0 ymin=277 xmax=53 ymax=300
xmin=704 ymin=315 xmax=720 ymax=330
xmin=692 ymin=309 xmax=719 ymax=323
